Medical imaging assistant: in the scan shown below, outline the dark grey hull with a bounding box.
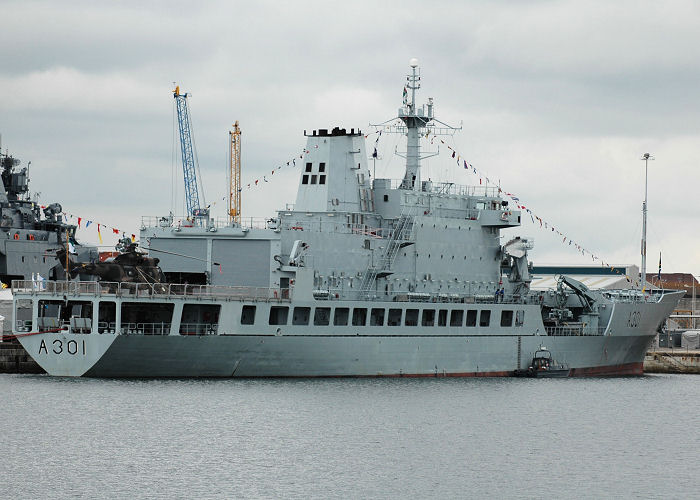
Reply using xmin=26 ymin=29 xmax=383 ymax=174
xmin=80 ymin=332 xmax=653 ymax=378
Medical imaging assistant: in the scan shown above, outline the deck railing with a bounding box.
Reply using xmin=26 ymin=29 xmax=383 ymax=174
xmin=11 ymin=280 xmax=291 ymax=302
xmin=376 ymin=179 xmax=501 ymax=198
xmin=178 ymin=323 xmax=219 ymax=336
xmin=545 ymin=326 xmax=607 ymax=337
xmin=141 ymin=215 xmax=271 ymax=230
xmin=119 ymin=322 xmax=173 ymax=335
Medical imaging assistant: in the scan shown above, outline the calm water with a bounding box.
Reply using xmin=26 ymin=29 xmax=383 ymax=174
xmin=2 ymin=374 xmax=698 ymax=499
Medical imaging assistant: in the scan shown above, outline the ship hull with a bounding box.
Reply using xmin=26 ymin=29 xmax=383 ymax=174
xmin=14 ymin=283 xmax=680 ymax=378
xmin=18 ymin=329 xmax=654 ymax=378
xmin=86 ymin=333 xmax=654 ymax=378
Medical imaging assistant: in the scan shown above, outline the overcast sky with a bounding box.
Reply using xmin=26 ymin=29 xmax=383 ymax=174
xmin=2 ymin=0 xmax=699 ymax=278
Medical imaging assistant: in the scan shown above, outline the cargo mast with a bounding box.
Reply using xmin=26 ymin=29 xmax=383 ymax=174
xmin=229 ymin=121 xmax=242 ymax=224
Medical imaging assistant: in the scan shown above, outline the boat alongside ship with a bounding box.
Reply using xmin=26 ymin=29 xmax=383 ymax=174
xmin=10 ymin=61 xmax=682 ymax=378
xmin=514 ymin=346 xmax=570 ymax=377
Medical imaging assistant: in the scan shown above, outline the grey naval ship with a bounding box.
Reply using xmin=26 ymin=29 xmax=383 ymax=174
xmin=0 ymin=149 xmax=97 ymax=285
xmin=12 ymin=61 xmax=681 ymax=377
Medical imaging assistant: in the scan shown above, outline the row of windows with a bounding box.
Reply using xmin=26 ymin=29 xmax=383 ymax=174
xmin=36 ymin=300 xmax=221 ymax=335
xmin=302 ymin=174 xmax=326 ymax=185
xmin=305 ymin=162 xmax=326 ymax=173
xmin=241 ymin=305 xmax=525 ymax=328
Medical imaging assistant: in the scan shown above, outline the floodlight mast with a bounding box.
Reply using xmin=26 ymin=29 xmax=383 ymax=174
xmin=640 ymin=152 xmax=654 ymax=290
xmin=370 ymin=58 xmax=460 ymax=190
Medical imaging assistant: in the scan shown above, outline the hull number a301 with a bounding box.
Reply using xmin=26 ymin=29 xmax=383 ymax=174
xmin=38 ymin=339 xmax=86 ymax=356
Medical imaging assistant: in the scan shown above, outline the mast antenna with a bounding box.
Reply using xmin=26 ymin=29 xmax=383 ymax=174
xmin=370 ymin=58 xmax=460 ymax=190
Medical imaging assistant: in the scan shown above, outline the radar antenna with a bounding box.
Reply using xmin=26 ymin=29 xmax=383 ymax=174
xmin=370 ymin=58 xmax=460 ymax=190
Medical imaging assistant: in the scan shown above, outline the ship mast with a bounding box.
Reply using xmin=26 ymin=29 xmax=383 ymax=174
xmin=402 ymin=60 xmax=423 ymax=189
xmin=371 ymin=58 xmax=459 ymax=190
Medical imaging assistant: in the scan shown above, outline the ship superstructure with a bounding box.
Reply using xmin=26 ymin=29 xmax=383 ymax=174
xmin=141 ymin=61 xmax=519 ymax=301
xmin=11 ymin=62 xmax=681 ymax=377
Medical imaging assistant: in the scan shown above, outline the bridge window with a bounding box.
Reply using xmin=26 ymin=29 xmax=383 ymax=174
xmin=38 ymin=300 xmax=62 ymax=327
xmin=311 ymin=175 xmax=317 ymax=184
xmin=466 ymin=310 xmax=477 ymax=327
xmin=388 ymin=308 xmax=402 ymax=326
xmin=121 ymin=302 xmax=174 ymax=335
xmin=15 ymin=299 xmax=33 ymax=332
xmin=98 ymin=301 xmax=116 ymax=333
xmin=302 ymin=175 xmax=309 ymax=185
xmin=180 ymin=304 xmax=220 ymax=335
xmin=370 ymin=308 xmax=385 ymax=326
xmin=305 ymin=162 xmax=312 ymax=172
xmin=269 ymin=306 xmax=288 ymax=325
xmin=38 ymin=300 xmax=93 ymax=333
xmin=500 ymin=310 xmax=513 ymax=327
xmin=319 ymin=175 xmax=326 ymax=185
xmin=293 ymin=307 xmax=310 ymax=325
xmin=352 ymin=308 xmax=367 ymax=326
xmin=438 ymin=309 xmax=448 ymax=327
xmin=319 ymin=162 xmax=326 ymax=172
xmin=241 ymin=305 xmax=256 ymax=325
xmin=421 ymin=309 xmax=435 ymax=327
xmin=479 ymin=310 xmax=491 ymax=327
xmin=314 ymin=307 xmax=331 ymax=326
xmin=450 ymin=310 xmax=464 ymax=327
xmin=405 ymin=309 xmax=419 ymax=326
xmin=334 ymin=307 xmax=349 ymax=326
xmin=515 ymin=310 xmax=525 ymax=327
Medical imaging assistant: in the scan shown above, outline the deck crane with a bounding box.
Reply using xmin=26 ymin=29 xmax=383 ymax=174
xmin=173 ymin=85 xmax=207 ymax=218
xmin=229 ymin=121 xmax=241 ymax=224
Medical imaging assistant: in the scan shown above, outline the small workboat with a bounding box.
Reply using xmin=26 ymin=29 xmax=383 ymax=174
xmin=515 ymin=347 xmax=570 ymax=378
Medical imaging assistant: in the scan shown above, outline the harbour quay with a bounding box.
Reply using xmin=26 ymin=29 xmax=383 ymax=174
xmin=0 ymin=340 xmax=42 ymax=374
xmin=644 ymin=348 xmax=700 ymax=374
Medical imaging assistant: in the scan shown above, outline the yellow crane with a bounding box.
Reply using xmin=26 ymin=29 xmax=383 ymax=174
xmin=229 ymin=121 xmax=241 ymax=224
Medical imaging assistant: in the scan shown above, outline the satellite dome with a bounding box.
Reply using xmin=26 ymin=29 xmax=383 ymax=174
xmin=409 ymin=58 xmax=419 ymax=68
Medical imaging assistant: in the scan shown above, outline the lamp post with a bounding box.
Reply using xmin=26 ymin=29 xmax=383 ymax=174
xmin=693 ymin=274 xmax=697 ymax=330
xmin=640 ymin=153 xmax=654 ymax=290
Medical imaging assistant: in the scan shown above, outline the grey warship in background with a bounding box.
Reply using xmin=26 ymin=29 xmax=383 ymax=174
xmin=12 ymin=61 xmax=681 ymax=377
xmin=0 ymin=149 xmax=97 ymax=285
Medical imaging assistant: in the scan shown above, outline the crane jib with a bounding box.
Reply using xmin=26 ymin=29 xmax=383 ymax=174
xmin=174 ymin=91 xmax=202 ymax=217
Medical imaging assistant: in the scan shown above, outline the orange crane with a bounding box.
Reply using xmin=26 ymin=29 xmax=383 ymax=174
xmin=228 ymin=121 xmax=241 ymax=224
